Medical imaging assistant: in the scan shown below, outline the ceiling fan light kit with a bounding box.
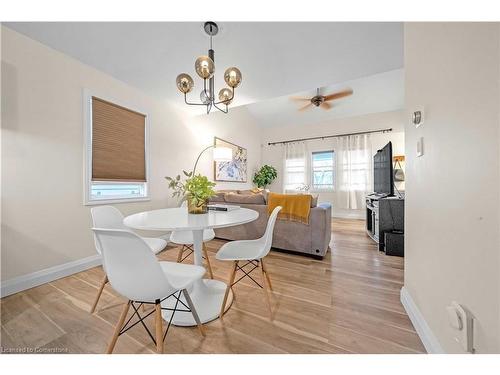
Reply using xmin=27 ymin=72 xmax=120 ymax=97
xmin=175 ymin=21 xmax=242 ymax=114
xmin=291 ymin=87 xmax=353 ymax=112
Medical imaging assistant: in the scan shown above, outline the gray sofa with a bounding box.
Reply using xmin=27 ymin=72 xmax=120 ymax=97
xmin=210 ymin=190 xmax=332 ymax=258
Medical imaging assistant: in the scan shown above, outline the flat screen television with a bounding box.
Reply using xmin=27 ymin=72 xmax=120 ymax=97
xmin=374 ymin=141 xmax=394 ymax=196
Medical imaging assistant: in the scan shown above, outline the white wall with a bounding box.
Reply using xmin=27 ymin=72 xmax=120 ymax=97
xmin=404 ymin=23 xmax=500 ymax=353
xmin=261 ymin=110 xmax=405 ymax=218
xmin=0 ymin=27 xmax=262 ymax=282
xmin=186 ymin=108 xmax=262 ymax=190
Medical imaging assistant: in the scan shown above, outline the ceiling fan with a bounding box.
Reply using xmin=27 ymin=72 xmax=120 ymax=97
xmin=290 ymin=87 xmax=353 ymax=111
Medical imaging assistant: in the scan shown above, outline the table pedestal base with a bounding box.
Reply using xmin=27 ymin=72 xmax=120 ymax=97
xmin=161 ymin=279 xmax=233 ymax=326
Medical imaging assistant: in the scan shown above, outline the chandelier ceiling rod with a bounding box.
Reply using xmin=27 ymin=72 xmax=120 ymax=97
xmin=175 ymin=21 xmax=242 ymax=115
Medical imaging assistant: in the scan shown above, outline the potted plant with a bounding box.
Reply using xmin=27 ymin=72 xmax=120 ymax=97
xmin=165 ymin=171 xmax=216 ymax=214
xmin=252 ymin=165 xmax=278 ymax=188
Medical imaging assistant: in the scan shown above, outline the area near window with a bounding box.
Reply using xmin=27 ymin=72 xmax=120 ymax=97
xmin=84 ymin=92 xmax=150 ymax=205
xmin=284 ymin=157 xmax=307 ymax=191
xmin=311 ymin=150 xmax=335 ymax=191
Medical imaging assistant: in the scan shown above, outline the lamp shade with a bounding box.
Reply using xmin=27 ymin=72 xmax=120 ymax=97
xmin=176 ymin=73 xmax=194 ymax=93
xmin=213 ymin=146 xmax=232 ymax=161
xmin=224 ymin=67 xmax=242 ymax=88
xmin=218 ymin=88 xmax=233 ymax=105
xmin=195 ymin=56 xmax=215 ymax=79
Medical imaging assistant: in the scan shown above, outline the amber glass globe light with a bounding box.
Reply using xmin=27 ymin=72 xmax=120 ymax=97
xmin=218 ymin=88 xmax=233 ymax=105
xmin=195 ymin=56 xmax=215 ymax=79
xmin=224 ymin=67 xmax=242 ymax=88
xmin=175 ymin=73 xmax=194 ymax=94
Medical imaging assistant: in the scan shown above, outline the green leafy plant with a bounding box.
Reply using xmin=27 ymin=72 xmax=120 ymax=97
xmin=165 ymin=170 xmax=216 ymax=207
xmin=253 ymin=165 xmax=278 ymax=188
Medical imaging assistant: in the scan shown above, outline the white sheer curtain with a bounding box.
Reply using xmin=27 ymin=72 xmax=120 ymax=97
xmin=334 ymin=134 xmax=372 ymax=210
xmin=283 ymin=142 xmax=309 ymax=193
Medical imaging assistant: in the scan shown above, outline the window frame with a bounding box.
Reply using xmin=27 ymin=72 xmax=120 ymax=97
xmin=310 ymin=150 xmax=335 ymax=193
xmin=83 ymin=89 xmax=151 ymax=206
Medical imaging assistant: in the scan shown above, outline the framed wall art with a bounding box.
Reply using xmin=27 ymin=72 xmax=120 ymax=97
xmin=213 ymin=137 xmax=247 ymax=182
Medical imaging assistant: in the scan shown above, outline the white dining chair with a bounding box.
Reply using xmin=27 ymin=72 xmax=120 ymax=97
xmin=170 ymin=201 xmax=215 ymax=279
xmin=90 ymin=206 xmax=168 ymax=313
xmin=216 ymin=206 xmax=282 ymax=320
xmin=93 ymin=228 xmax=206 ymax=354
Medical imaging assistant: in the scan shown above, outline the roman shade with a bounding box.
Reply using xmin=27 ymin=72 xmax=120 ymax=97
xmin=91 ymin=97 xmax=147 ymax=182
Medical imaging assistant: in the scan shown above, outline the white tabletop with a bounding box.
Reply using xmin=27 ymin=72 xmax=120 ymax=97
xmin=123 ymin=207 xmax=259 ymax=231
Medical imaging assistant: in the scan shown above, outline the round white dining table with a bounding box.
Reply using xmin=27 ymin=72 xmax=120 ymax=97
xmin=123 ymin=207 xmax=259 ymax=326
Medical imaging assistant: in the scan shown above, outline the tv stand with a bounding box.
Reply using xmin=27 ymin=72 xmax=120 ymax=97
xmin=366 ymin=194 xmax=404 ymax=253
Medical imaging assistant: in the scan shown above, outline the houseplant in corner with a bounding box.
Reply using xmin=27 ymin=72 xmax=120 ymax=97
xmin=165 ymin=171 xmax=216 ymax=214
xmin=253 ymin=165 xmax=278 ymax=189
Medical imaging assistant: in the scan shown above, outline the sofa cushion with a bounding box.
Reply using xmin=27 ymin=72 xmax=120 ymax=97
xmin=237 ymin=189 xmax=257 ymax=195
xmin=224 ymin=192 xmax=266 ymax=205
xmin=210 ymin=191 xmax=226 ymax=202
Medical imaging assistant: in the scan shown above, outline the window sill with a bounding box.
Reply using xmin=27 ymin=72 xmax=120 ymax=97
xmin=84 ymin=196 xmax=151 ymax=206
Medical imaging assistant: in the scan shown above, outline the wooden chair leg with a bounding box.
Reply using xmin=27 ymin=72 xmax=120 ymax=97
xmin=203 ymin=244 xmax=214 ymax=279
xmin=260 ymin=259 xmax=273 ymax=291
xmin=176 ymin=245 xmax=185 ymax=263
xmin=106 ymin=300 xmax=131 ymax=354
xmin=219 ymin=261 xmax=238 ymax=319
xmin=260 ymin=262 xmax=273 ymax=320
xmin=90 ymin=275 xmax=108 ymax=313
xmin=155 ymin=300 xmax=163 ymax=354
xmin=182 ymin=289 xmax=205 ymax=337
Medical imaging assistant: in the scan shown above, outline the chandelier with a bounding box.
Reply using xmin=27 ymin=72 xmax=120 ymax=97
xmin=175 ymin=21 xmax=242 ymax=114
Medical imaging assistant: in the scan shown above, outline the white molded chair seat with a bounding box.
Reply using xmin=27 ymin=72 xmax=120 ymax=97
xmin=159 ymin=261 xmax=205 ymax=290
xmin=170 ymin=229 xmax=215 ymax=245
xmin=216 ymin=238 xmax=266 ymax=261
xmin=91 ymin=205 xmax=167 ymax=255
xmin=144 ymin=237 xmax=169 ymax=254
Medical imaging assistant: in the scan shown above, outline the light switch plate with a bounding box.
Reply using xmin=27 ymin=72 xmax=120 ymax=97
xmin=416 ymin=137 xmax=424 ymax=157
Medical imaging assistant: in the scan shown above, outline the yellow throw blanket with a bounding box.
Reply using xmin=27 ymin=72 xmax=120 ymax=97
xmin=267 ymin=193 xmax=312 ymax=225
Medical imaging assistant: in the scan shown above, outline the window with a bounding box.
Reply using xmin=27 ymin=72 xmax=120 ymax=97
xmin=284 ymin=157 xmax=307 ymax=191
xmin=91 ymin=183 xmax=146 ymax=199
xmin=84 ymin=92 xmax=149 ymax=205
xmin=311 ymin=151 xmax=335 ymax=191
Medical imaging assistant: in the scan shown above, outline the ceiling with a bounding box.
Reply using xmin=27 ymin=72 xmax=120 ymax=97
xmin=246 ymin=69 xmax=404 ymax=128
xmin=4 ymin=22 xmax=403 ymax=111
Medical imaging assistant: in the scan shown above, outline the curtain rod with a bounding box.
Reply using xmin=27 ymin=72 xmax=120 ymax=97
xmin=267 ymin=128 xmax=393 ymax=146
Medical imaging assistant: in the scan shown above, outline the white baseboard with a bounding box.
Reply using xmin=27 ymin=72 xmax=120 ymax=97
xmin=1 ymin=255 xmax=102 ymax=298
xmin=400 ymin=286 xmax=445 ymax=353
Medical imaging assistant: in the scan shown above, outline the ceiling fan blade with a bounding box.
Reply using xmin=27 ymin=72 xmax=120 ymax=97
xmin=323 ymin=89 xmax=353 ymax=102
xmin=290 ymin=96 xmax=312 ymax=101
xmin=298 ymin=103 xmax=313 ymax=112
xmin=320 ymin=102 xmax=332 ymax=110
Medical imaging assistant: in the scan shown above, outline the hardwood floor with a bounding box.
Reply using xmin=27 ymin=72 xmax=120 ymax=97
xmin=0 ymin=219 xmax=424 ymax=354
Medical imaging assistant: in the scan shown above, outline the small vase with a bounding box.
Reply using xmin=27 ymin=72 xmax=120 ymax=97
xmin=187 ymin=197 xmax=208 ymax=214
